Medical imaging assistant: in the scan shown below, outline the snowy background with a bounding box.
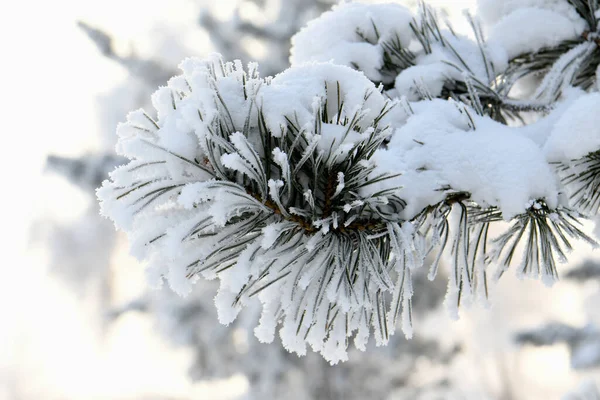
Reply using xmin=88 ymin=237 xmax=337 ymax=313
xmin=2 ymin=0 xmax=600 ymax=399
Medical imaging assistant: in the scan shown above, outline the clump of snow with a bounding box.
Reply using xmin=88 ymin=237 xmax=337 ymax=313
xmin=480 ymin=0 xmax=588 ymax=63
xmin=291 ymin=1 xmax=511 ymax=102
xmin=487 ymin=7 xmax=584 ymax=59
xmin=369 ymin=99 xmax=558 ymax=220
xmin=478 ymin=0 xmax=587 ymax=33
xmin=394 ymin=64 xmax=448 ymax=101
xmin=516 ymin=86 xmax=586 ymax=147
xmin=259 ymin=62 xmax=396 ymax=136
xmin=393 ymin=32 xmax=508 ymax=100
xmin=290 ymin=2 xmax=414 ymax=83
xmin=544 ymin=93 xmax=600 ymax=162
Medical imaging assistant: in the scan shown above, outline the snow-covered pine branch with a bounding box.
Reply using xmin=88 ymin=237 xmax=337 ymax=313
xmin=98 ymin=1 xmax=600 ymax=363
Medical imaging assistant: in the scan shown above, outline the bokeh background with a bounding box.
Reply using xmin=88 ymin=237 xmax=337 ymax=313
xmin=2 ymin=0 xmax=600 ymax=399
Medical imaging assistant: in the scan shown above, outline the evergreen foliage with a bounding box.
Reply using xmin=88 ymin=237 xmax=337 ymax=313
xmin=98 ymin=0 xmax=600 ymax=362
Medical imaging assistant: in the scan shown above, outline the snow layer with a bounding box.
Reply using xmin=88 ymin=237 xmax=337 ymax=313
xmin=369 ymin=100 xmax=558 ymax=220
xmin=258 ymin=62 xmax=396 ymax=136
xmin=393 ymin=33 xmax=508 ymax=100
xmin=291 ymin=1 xmax=510 ymax=102
xmin=545 ymin=93 xmax=600 ymax=162
xmin=487 ymin=7 xmax=584 ymax=59
xmin=290 ymin=2 xmax=414 ymax=82
xmin=478 ymin=0 xmax=587 ymax=32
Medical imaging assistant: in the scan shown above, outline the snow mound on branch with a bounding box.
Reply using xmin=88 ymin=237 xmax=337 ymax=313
xmin=486 ymin=7 xmax=585 ymax=59
xmin=394 ymin=64 xmax=447 ymax=101
xmin=290 ymin=2 xmax=509 ymax=101
xmin=259 ymin=62 xmax=397 ymax=136
xmin=478 ymin=0 xmax=587 ymax=31
xmin=369 ymin=99 xmax=559 ymax=220
xmin=393 ymin=33 xmax=508 ymax=101
xmin=515 ymin=87 xmax=586 ymax=147
xmin=545 ymin=93 xmax=600 ymax=162
xmin=290 ymin=2 xmax=414 ymax=83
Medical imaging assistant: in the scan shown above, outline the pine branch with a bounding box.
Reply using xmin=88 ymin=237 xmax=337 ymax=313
xmin=501 ymin=0 xmax=600 ymax=95
xmin=97 ymin=1 xmax=600 ymax=363
xmin=99 ymin=58 xmax=423 ymax=362
xmin=558 ymin=150 xmax=600 ymax=215
xmin=568 ymin=0 xmax=600 ymax=32
xmin=401 ymin=3 xmax=529 ymax=122
xmin=414 ymin=195 xmax=596 ymax=305
xmin=491 ymin=201 xmax=596 ymax=284
xmin=412 ymin=193 xmax=490 ymax=312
